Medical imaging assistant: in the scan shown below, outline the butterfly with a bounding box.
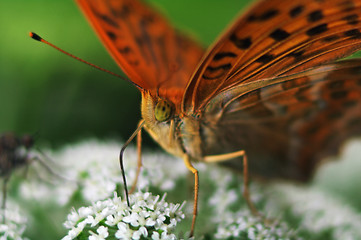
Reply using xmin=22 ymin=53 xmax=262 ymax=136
xmin=0 ymin=133 xmax=34 ymax=212
xmin=74 ymin=0 xmax=361 ymax=236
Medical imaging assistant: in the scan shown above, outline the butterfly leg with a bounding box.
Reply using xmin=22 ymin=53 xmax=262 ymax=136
xmin=204 ymin=150 xmax=260 ymax=216
xmin=183 ymin=154 xmax=199 ymax=238
xmin=241 ymin=152 xmax=261 ymax=217
xmin=129 ymin=122 xmax=143 ymax=194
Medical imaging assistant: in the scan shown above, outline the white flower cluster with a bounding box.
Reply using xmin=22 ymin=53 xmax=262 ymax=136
xmin=62 ymin=191 xmax=185 ymax=240
xmin=214 ymin=210 xmax=300 ymax=240
xmin=6 ymin=139 xmax=361 ymax=239
xmin=19 ymin=140 xmax=188 ymax=205
xmin=0 ymin=206 xmax=28 ymax=240
xmin=269 ymin=184 xmax=361 ymax=240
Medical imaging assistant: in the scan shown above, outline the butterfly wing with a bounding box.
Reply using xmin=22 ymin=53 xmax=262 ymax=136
xmin=183 ymin=0 xmax=361 ymax=112
xmin=76 ymin=0 xmax=204 ymax=90
xmin=201 ymin=60 xmax=361 ymax=181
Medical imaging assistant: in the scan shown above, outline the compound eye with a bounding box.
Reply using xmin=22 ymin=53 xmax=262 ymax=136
xmin=154 ymin=99 xmax=173 ymax=122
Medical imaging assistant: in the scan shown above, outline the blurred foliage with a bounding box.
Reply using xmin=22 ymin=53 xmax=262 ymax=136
xmin=0 ymin=0 xmax=247 ymax=148
xmin=1 ymin=1 xmax=361 ymax=239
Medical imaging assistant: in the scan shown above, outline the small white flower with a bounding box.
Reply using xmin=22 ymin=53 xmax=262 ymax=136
xmin=115 ymin=222 xmax=133 ymax=239
xmin=72 ymin=220 xmax=87 ymax=237
xmin=89 ymin=226 xmax=109 ymax=240
xmin=65 ymin=228 xmax=80 ymax=239
xmin=63 ymin=206 xmax=96 ymax=231
xmin=151 ymin=231 xmax=176 ymax=240
xmin=132 ymin=226 xmax=148 ymax=239
xmin=79 ymin=206 xmax=93 ymax=218
xmin=123 ymin=212 xmax=140 ymax=227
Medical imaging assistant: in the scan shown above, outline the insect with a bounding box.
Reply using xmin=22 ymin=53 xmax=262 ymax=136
xmin=0 ymin=133 xmax=34 ymax=213
xmin=31 ymin=0 xmax=361 ymax=236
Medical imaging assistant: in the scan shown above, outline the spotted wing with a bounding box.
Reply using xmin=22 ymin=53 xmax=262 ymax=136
xmin=202 ymin=59 xmax=361 ymax=180
xmin=76 ymin=0 xmax=204 ymax=90
xmin=183 ymin=0 xmax=361 ymax=113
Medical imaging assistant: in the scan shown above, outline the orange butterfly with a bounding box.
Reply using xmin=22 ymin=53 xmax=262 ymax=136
xmin=58 ymin=0 xmax=361 ymax=236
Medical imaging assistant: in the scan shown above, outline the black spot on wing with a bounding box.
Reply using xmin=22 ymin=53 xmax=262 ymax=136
xmin=230 ymin=34 xmax=252 ymax=49
xmin=213 ymin=52 xmax=237 ymax=61
xmin=136 ymin=18 xmax=157 ymax=65
xmin=289 ymin=5 xmax=304 ymax=18
xmin=306 ymin=23 xmax=328 ymax=36
xmin=308 ymin=10 xmax=324 ymax=22
xmin=287 ymin=49 xmax=306 ymax=60
xmin=134 ymin=35 xmax=151 ymax=64
xmin=110 ymin=3 xmax=131 ymax=18
xmin=107 ymin=31 xmax=117 ymax=40
xmin=270 ymin=28 xmax=290 ymax=41
xmin=247 ymin=9 xmax=279 ymax=22
xmin=323 ymin=35 xmax=340 ymax=42
xmin=96 ymin=13 xmax=119 ymax=28
xmin=344 ymin=29 xmax=361 ymax=39
xmin=206 ymin=64 xmax=232 ymax=72
xmin=118 ymin=47 xmax=131 ymax=54
xmin=256 ymin=54 xmax=275 ymax=64
xmin=343 ymin=14 xmax=359 ymax=25
xmin=203 ymin=64 xmax=232 ymax=80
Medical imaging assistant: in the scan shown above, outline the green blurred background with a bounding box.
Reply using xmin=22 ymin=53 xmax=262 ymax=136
xmin=0 ymin=0 xmax=249 ymax=148
xmin=1 ymin=1 xmax=361 ymax=239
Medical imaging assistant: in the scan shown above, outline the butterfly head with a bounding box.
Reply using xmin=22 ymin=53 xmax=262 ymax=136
xmin=140 ymin=89 xmax=185 ymax=157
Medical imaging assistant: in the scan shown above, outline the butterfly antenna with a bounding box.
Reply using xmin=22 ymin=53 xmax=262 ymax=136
xmin=29 ymin=32 xmax=142 ymax=89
